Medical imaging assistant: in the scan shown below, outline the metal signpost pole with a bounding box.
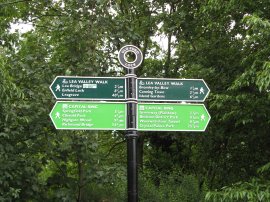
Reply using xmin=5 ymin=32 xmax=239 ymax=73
xmin=119 ymin=45 xmax=143 ymax=202
xmin=126 ymin=70 xmax=138 ymax=202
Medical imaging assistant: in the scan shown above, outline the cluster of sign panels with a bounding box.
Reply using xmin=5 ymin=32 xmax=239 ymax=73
xmin=49 ymin=77 xmax=127 ymax=130
xmin=49 ymin=76 xmax=211 ymax=131
xmin=48 ymin=45 xmax=211 ymax=202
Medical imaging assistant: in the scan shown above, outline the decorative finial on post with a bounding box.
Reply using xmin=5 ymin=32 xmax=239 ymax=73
xmin=118 ymin=45 xmax=143 ymax=69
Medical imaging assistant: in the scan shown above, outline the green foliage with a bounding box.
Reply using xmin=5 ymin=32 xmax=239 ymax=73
xmin=1 ymin=46 xmax=44 ymax=201
xmin=231 ymin=14 xmax=270 ymax=93
xmin=82 ymin=182 xmax=126 ymax=202
xmin=139 ymin=170 xmax=205 ymax=202
xmin=205 ymin=163 xmax=270 ymax=202
xmin=0 ymin=53 xmax=23 ymax=102
xmin=1 ymin=0 xmax=270 ymax=201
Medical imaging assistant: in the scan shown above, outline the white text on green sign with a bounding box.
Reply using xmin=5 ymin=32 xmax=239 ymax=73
xmin=137 ymin=78 xmax=210 ymax=102
xmin=50 ymin=102 xmax=126 ymax=130
xmin=50 ymin=76 xmax=126 ymax=100
xmin=137 ymin=103 xmax=210 ymax=131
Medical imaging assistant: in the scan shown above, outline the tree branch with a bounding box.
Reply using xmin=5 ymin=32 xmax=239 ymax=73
xmin=105 ymin=140 xmax=125 ymax=158
xmin=0 ymin=0 xmax=31 ymax=6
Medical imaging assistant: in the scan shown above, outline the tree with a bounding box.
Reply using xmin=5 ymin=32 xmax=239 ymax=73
xmin=1 ymin=0 xmax=270 ymax=201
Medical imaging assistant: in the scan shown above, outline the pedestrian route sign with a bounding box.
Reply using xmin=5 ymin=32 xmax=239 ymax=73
xmin=137 ymin=78 xmax=210 ymax=102
xmin=137 ymin=103 xmax=210 ymax=131
xmin=50 ymin=101 xmax=126 ymax=130
xmin=50 ymin=76 xmax=126 ymax=100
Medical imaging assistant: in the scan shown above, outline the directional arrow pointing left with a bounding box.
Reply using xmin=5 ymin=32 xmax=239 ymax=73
xmin=50 ymin=76 xmax=126 ymax=100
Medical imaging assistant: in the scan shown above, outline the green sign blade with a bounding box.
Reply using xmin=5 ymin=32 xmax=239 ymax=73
xmin=50 ymin=101 xmax=127 ymax=130
xmin=50 ymin=76 xmax=126 ymax=100
xmin=137 ymin=78 xmax=210 ymax=102
xmin=137 ymin=103 xmax=210 ymax=131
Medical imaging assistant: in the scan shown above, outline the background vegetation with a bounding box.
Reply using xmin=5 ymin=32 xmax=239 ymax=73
xmin=0 ymin=0 xmax=269 ymax=201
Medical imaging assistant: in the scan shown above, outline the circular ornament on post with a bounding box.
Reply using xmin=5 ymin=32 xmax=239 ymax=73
xmin=118 ymin=45 xmax=143 ymax=69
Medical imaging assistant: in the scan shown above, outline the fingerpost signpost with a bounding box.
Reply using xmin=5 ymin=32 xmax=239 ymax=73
xmin=50 ymin=76 xmax=126 ymax=100
xmin=137 ymin=78 xmax=210 ymax=102
xmin=50 ymin=101 xmax=126 ymax=130
xmin=49 ymin=45 xmax=211 ymax=202
xmin=137 ymin=103 xmax=210 ymax=131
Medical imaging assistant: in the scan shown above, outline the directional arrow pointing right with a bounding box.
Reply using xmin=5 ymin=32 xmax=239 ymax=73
xmin=137 ymin=78 xmax=210 ymax=102
xmin=137 ymin=103 xmax=211 ymax=131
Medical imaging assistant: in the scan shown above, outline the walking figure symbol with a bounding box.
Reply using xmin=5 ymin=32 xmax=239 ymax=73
xmin=201 ymin=114 xmax=206 ymax=121
xmin=200 ymin=87 xmax=205 ymax=94
xmin=56 ymin=112 xmax=60 ymax=119
xmin=55 ymin=84 xmax=61 ymax=91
